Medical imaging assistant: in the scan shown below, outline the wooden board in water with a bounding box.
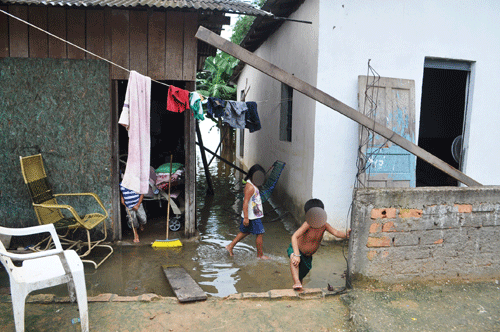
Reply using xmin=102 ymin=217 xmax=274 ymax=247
xmin=162 ymin=265 xmax=207 ymax=303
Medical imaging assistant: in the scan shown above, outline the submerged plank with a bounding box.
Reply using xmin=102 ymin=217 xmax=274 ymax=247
xmin=162 ymin=265 xmax=207 ymax=303
xmin=194 ymin=26 xmax=481 ymax=187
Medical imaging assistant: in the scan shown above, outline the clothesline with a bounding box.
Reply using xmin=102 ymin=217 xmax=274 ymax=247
xmin=0 ymin=8 xmax=171 ymax=89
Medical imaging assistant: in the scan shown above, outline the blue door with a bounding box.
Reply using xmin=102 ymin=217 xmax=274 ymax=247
xmin=358 ymin=76 xmax=416 ymax=187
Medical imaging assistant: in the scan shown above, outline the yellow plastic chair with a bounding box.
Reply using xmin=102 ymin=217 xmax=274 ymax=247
xmin=19 ymin=154 xmax=113 ymax=269
xmin=0 ymin=224 xmax=89 ymax=332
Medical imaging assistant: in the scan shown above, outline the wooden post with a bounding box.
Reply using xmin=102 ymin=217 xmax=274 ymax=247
xmin=184 ymin=81 xmax=196 ymax=237
xmin=195 ymin=120 xmax=215 ymax=195
xmin=194 ymin=26 xmax=481 ymax=187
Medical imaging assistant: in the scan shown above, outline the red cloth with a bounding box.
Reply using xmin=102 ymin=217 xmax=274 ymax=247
xmin=167 ymin=85 xmax=190 ymax=113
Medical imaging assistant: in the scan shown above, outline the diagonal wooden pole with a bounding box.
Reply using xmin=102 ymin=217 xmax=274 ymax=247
xmin=195 ymin=26 xmax=481 ymax=187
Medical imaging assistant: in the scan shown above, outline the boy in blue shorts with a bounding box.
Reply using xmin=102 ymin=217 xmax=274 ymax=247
xmin=288 ymin=199 xmax=349 ymax=290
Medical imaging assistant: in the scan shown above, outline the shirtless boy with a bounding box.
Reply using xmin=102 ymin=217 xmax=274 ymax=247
xmin=287 ymin=199 xmax=349 ymax=290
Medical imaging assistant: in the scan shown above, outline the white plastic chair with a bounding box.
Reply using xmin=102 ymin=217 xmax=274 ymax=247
xmin=0 ymin=224 xmax=89 ymax=332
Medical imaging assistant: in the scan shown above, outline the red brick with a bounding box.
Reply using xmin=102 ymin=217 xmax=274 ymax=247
xmin=369 ymin=223 xmax=381 ymax=233
xmin=371 ymin=208 xmax=397 ymax=219
xmin=434 ymin=239 xmax=444 ymax=244
xmin=455 ymin=204 xmax=472 ymax=213
xmin=367 ymin=250 xmax=377 ymax=260
xmin=366 ymin=236 xmax=391 ymax=248
xmin=382 ymin=221 xmax=396 ymax=232
xmin=399 ymin=209 xmax=422 ymax=218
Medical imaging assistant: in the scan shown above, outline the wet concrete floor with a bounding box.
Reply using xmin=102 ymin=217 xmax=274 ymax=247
xmin=0 ymin=140 xmax=348 ymax=299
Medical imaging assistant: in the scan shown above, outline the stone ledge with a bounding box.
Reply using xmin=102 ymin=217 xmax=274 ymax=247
xmin=15 ymin=288 xmax=347 ymax=304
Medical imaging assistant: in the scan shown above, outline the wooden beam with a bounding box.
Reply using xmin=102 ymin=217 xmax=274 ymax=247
xmin=162 ymin=265 xmax=207 ymax=303
xmin=195 ymin=26 xmax=482 ymax=187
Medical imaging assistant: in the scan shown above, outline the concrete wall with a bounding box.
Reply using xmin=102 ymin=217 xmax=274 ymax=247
xmin=314 ymin=0 xmax=500 ymax=232
xmin=348 ymin=186 xmax=500 ymax=284
xmin=0 ymin=58 xmax=112 ymax=234
xmin=236 ymin=0 xmax=320 ymax=220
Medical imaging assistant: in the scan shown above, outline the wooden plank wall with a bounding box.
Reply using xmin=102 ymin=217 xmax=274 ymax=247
xmin=0 ymin=5 xmax=198 ymax=81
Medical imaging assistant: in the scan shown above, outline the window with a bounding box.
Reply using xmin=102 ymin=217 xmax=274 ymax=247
xmin=280 ymin=83 xmax=293 ymax=142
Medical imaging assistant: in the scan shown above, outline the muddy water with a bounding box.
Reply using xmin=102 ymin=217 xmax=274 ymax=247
xmin=0 ymin=129 xmax=348 ymax=298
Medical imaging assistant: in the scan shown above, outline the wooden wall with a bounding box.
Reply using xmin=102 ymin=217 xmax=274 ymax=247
xmin=0 ymin=5 xmax=198 ymax=81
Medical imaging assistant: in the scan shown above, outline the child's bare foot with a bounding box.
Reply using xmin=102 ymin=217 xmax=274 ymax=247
xmin=133 ymin=237 xmax=140 ymax=243
xmin=293 ymin=283 xmax=303 ymax=290
xmin=258 ymin=255 xmax=270 ymax=260
xmin=225 ymin=245 xmax=234 ymax=256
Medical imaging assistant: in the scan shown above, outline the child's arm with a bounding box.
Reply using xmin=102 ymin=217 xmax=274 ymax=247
xmin=242 ymin=183 xmax=255 ymax=226
xmin=120 ymin=193 xmax=125 ymax=206
xmin=325 ymin=223 xmax=349 ymax=239
xmin=290 ymin=222 xmax=310 ymax=267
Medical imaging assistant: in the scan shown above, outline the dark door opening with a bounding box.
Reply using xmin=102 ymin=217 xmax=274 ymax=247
xmin=117 ymin=80 xmax=186 ymax=237
xmin=417 ymin=66 xmax=468 ymax=187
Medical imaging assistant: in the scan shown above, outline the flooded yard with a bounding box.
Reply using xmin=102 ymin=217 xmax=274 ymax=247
xmin=0 ymin=126 xmax=348 ymax=299
xmin=77 ymin=155 xmax=348 ymax=298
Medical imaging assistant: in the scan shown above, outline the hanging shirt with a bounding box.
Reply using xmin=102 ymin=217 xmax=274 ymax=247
xmin=223 ymin=101 xmax=247 ymax=129
xmin=120 ymin=183 xmax=141 ymax=209
xmin=189 ymin=92 xmax=205 ymax=120
xmin=206 ymin=97 xmax=226 ymax=118
xmin=245 ymin=101 xmax=261 ymax=133
xmin=167 ymin=85 xmax=190 ymax=113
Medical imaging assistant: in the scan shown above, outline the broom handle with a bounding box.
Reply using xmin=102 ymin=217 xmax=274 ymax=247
xmin=166 ymin=155 xmax=172 ymax=239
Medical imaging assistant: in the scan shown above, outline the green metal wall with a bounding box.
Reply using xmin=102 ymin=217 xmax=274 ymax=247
xmin=0 ymin=58 xmax=112 ymax=233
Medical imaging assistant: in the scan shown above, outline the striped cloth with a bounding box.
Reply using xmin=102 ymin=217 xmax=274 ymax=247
xmin=120 ymin=183 xmax=140 ymax=209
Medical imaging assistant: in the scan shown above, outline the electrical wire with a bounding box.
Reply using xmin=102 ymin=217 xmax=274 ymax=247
xmin=343 ymin=60 xmax=390 ymax=289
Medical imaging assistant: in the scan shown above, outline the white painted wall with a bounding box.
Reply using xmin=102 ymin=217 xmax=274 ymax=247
xmin=238 ymin=0 xmax=500 ymax=232
xmin=236 ymin=0 xmax=320 ymax=218
xmin=314 ymin=0 xmax=500 ymax=232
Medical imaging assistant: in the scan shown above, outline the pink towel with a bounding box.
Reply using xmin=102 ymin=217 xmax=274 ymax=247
xmin=118 ymin=71 xmax=151 ymax=194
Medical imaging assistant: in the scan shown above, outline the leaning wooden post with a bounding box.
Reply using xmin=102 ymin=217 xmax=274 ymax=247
xmin=195 ymin=120 xmax=215 ymax=195
xmin=194 ymin=26 xmax=481 ymax=187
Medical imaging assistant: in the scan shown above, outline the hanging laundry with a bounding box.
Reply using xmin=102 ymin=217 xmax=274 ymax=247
xmin=245 ymin=101 xmax=261 ymax=132
xmin=167 ymin=85 xmax=190 ymax=113
xmin=118 ymin=71 xmax=151 ymax=195
xmin=189 ymin=92 xmax=205 ymax=120
xmin=223 ymin=101 xmax=248 ymax=129
xmin=206 ymin=97 xmax=226 ymax=118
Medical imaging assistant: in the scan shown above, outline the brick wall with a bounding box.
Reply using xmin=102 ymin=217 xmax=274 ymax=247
xmin=348 ymin=186 xmax=500 ymax=284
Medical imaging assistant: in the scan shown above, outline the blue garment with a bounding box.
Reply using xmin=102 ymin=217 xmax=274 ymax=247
xmin=239 ymin=218 xmax=265 ymax=235
xmin=245 ymin=101 xmax=261 ymax=132
xmin=223 ymin=101 xmax=247 ymax=129
xmin=120 ymin=183 xmax=140 ymax=209
xmin=206 ymin=97 xmax=226 ymax=118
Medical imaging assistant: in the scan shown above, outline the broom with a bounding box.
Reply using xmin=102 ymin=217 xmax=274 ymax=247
xmin=152 ymin=155 xmax=182 ymax=248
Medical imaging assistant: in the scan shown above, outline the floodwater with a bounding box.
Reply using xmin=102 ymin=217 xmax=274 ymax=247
xmin=0 ymin=125 xmax=348 ymax=298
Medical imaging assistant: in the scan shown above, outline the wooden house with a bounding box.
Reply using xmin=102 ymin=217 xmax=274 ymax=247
xmin=0 ymin=0 xmax=272 ymax=240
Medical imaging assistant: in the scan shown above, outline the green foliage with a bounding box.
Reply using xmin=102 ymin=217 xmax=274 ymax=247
xmin=196 ymin=0 xmax=266 ymax=101
xmin=230 ymin=15 xmax=256 ymax=45
xmin=196 ymin=52 xmax=238 ymax=100
xmin=230 ymin=0 xmax=266 ymax=45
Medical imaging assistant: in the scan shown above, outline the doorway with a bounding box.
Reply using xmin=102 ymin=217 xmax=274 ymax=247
xmin=116 ymin=80 xmax=187 ymax=240
xmin=416 ymin=59 xmax=471 ymax=187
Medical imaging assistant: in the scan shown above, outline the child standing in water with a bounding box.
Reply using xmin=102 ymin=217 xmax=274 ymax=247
xmin=288 ymin=199 xmax=349 ymax=290
xmin=226 ymin=164 xmax=269 ymax=259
